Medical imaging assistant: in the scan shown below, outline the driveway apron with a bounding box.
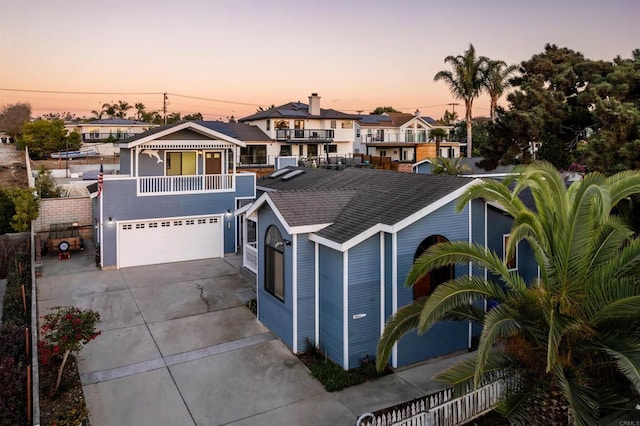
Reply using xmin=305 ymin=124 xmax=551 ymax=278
xmin=36 ymin=248 xmax=348 ymax=426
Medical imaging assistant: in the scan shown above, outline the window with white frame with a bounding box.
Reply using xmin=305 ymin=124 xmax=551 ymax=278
xmin=265 ymin=225 xmax=285 ymax=301
xmin=166 ymin=151 xmax=197 ymax=176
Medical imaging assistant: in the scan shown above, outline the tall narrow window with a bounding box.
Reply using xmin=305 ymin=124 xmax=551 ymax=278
xmin=413 ymin=235 xmax=453 ymax=300
xmin=265 ymin=226 xmax=285 ymax=301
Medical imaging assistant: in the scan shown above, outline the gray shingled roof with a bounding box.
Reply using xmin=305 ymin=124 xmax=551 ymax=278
xmin=84 ymin=118 xmax=149 ymax=125
xmin=120 ymin=120 xmax=271 ymax=145
xmin=239 ymin=102 xmax=360 ymax=121
xmin=267 ymin=189 xmax=357 ymax=227
xmin=258 ymin=167 xmax=472 ymax=244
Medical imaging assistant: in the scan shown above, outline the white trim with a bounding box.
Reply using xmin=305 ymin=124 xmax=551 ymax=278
xmin=308 ymin=180 xmax=481 ymax=252
xmin=314 ymin=241 xmax=319 ymax=346
xmin=292 ymin=234 xmax=298 ymax=353
xmin=391 ymin=232 xmax=398 ymax=368
xmin=246 ymin=193 xmax=332 ymax=235
xmin=411 ymin=158 xmax=433 ymax=169
xmin=380 ymin=232 xmax=385 ymax=336
xmin=343 ymin=250 xmax=349 ymax=370
xmin=484 ymin=201 xmax=488 ymax=312
xmin=468 ymin=200 xmax=473 ymax=349
xmin=121 ymin=121 xmax=247 ymax=148
xmin=465 ymin=173 xmax=515 ymax=178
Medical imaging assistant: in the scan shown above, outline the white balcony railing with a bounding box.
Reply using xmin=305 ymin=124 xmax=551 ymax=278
xmin=244 ymin=241 xmax=257 ymax=273
xmin=138 ymin=174 xmax=234 ymax=195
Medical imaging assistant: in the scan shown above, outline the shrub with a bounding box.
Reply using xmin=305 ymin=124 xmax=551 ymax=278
xmin=300 ymin=341 xmax=391 ymax=392
xmin=41 ymin=306 xmax=101 ymax=392
xmin=0 ymin=325 xmax=28 ymax=426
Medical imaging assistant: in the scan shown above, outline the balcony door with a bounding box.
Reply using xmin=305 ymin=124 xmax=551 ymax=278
xmin=205 ymin=152 xmax=222 ymax=174
xmin=294 ymin=120 xmax=304 ymax=138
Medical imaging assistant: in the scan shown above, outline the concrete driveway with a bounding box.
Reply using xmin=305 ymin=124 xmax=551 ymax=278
xmin=36 ymin=246 xmax=356 ymax=425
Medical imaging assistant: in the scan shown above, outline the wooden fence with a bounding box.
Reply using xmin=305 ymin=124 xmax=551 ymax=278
xmin=356 ymin=371 xmax=517 ymax=426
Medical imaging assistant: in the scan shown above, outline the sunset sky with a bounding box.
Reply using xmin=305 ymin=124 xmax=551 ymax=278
xmin=1 ymin=0 xmax=638 ymax=121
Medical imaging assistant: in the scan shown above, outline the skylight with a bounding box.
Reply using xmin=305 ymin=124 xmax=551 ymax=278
xmin=281 ymin=170 xmax=305 ymax=181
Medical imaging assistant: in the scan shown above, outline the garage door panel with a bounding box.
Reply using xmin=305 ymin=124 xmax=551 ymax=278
xmin=118 ymin=216 xmax=222 ymax=268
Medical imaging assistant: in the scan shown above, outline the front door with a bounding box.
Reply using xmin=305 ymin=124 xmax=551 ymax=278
xmin=205 ymin=152 xmax=222 ymax=174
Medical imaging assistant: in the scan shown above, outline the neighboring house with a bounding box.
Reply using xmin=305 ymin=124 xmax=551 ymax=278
xmin=413 ymin=157 xmax=515 ymax=178
xmin=89 ymin=121 xmax=258 ymax=269
xmin=65 ymin=118 xmax=155 ymax=142
xmin=243 ymin=167 xmax=537 ymax=370
xmin=355 ymin=111 xmax=457 ymax=162
xmin=238 ymin=93 xmax=360 ymax=166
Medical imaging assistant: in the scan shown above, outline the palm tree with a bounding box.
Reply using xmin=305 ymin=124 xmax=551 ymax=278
xmin=485 ymin=60 xmax=518 ymax=121
xmin=115 ymin=100 xmax=132 ymax=118
xmin=434 ymin=44 xmax=488 ymax=158
xmin=430 ymin=156 xmax=471 ymax=176
xmin=429 ymin=128 xmax=448 ymax=157
xmin=101 ymin=102 xmax=117 ymax=118
xmin=377 ymin=162 xmax=640 ymax=425
xmin=134 ymin=103 xmax=146 ymax=121
xmin=90 ymin=109 xmax=103 ymax=120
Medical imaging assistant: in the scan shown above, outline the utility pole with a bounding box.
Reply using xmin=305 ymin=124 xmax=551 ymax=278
xmin=163 ymin=93 xmax=168 ymax=125
xmin=447 ymin=102 xmax=459 ymax=115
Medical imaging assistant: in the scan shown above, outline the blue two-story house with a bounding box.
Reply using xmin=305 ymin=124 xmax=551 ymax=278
xmin=244 ymin=167 xmax=537 ymax=369
xmin=91 ymin=120 xmax=265 ymax=269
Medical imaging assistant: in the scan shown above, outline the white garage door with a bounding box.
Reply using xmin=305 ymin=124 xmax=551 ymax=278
xmin=118 ymin=216 xmax=223 ymax=268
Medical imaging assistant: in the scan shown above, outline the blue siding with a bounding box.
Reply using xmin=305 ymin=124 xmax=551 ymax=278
xmin=395 ymin=199 xmax=470 ymax=367
xmin=138 ymin=152 xmax=164 ymax=176
xmin=347 ymin=235 xmax=381 ymax=368
xmin=120 ymin=149 xmax=131 ymax=175
xmin=414 ymin=162 xmax=433 ymax=174
xmin=384 ymin=233 xmax=393 ymax=322
xmin=518 ymin=241 xmax=538 ymax=284
xmin=100 ymin=178 xmax=249 ymax=267
xmin=486 ymin=205 xmax=537 ymax=285
xmin=296 ymin=236 xmax=316 ymax=352
xmin=318 ymin=245 xmax=344 ymax=367
xmin=256 ymin=205 xmax=294 ymax=349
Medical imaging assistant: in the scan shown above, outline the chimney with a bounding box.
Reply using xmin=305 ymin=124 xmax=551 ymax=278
xmin=414 ymin=109 xmax=421 ymax=118
xmin=309 ymin=93 xmax=321 ymax=116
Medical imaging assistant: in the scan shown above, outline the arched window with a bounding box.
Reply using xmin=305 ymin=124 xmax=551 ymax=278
xmin=265 ymin=226 xmax=285 ymax=301
xmin=412 ymin=235 xmax=454 ymax=300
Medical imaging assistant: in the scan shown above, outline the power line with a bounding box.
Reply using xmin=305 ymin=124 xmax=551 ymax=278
xmin=0 ymin=88 xmax=160 ymax=96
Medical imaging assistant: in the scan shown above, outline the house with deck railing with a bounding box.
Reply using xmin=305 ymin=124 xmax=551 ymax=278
xmin=238 ymin=93 xmax=360 ymax=166
xmin=355 ymin=111 xmax=459 ymax=162
xmin=90 ymin=120 xmax=267 ymax=269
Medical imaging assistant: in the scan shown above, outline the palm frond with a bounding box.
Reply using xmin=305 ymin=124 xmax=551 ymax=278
xmin=407 ymin=241 xmax=527 ymax=294
xmin=376 ymin=300 xmax=423 ymax=371
xmin=553 ymin=364 xmax=600 ymax=426
xmin=596 ymin=337 xmax=640 ymax=394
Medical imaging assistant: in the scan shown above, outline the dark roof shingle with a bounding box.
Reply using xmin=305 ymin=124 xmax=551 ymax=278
xmin=258 ymin=167 xmax=471 ymax=244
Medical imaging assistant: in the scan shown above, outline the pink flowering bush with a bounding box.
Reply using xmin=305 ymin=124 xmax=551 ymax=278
xmin=41 ymin=306 xmax=101 ymax=392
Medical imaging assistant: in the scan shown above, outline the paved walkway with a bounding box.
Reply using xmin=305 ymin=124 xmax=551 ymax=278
xmin=36 ymin=244 xmax=472 ymax=426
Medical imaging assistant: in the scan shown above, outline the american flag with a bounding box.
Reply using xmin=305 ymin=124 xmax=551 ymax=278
xmin=97 ymin=163 xmax=104 ymax=198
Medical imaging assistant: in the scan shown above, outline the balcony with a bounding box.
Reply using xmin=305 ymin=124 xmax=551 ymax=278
xmin=275 ymin=129 xmax=334 ymax=142
xmin=82 ymin=132 xmax=133 ymax=142
xmin=137 ymin=174 xmax=234 ymax=195
xmin=363 ymin=131 xmax=429 ymax=144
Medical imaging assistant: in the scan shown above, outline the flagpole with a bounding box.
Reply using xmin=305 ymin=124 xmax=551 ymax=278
xmin=99 ymin=163 xmax=104 ymax=269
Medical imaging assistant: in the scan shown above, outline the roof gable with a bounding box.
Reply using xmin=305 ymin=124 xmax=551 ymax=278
xmin=239 ymin=101 xmax=359 ymax=121
xmin=119 ymin=121 xmax=247 ymax=148
xmin=255 ymin=167 xmax=478 ymax=250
